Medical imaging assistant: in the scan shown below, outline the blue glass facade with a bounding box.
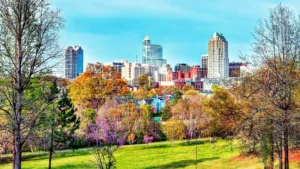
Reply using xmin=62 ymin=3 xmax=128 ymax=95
xmin=142 ymin=34 xmax=165 ymax=67
xmin=65 ymin=46 xmax=84 ymax=79
xmin=75 ymin=47 xmax=84 ymax=77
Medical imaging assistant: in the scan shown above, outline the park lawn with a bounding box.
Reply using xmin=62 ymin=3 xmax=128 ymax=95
xmin=1 ymin=139 xmax=300 ymax=169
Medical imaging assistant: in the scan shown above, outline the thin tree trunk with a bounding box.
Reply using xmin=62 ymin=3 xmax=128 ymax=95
xmin=195 ymin=137 xmax=198 ymax=169
xmin=48 ymin=149 xmax=53 ymax=169
xmin=12 ymin=133 xmax=15 ymax=169
xmin=270 ymin=134 xmax=274 ymax=169
xmin=283 ymin=121 xmax=289 ymax=169
xmin=279 ymin=137 xmax=283 ymax=169
xmin=275 ymin=133 xmax=283 ymax=169
xmin=49 ymin=126 xmax=54 ymax=169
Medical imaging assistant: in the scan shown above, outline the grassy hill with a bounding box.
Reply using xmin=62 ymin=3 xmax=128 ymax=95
xmin=1 ymin=139 xmax=300 ymax=169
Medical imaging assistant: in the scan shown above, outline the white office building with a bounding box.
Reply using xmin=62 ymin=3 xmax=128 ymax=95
xmin=207 ymin=32 xmax=229 ymax=78
xmin=121 ymin=61 xmax=160 ymax=86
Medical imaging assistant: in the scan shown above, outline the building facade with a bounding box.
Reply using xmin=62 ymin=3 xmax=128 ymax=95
xmin=142 ymin=34 xmax=166 ymax=67
xmin=65 ymin=46 xmax=84 ymax=79
xmin=174 ymin=63 xmax=190 ymax=72
xmin=207 ymin=32 xmax=229 ymax=78
xmin=229 ymin=61 xmax=247 ymax=77
xmin=201 ymin=54 xmax=208 ymax=68
xmin=121 ymin=61 xmax=160 ymax=86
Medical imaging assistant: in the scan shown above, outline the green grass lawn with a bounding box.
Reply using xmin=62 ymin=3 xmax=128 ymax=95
xmin=1 ymin=139 xmax=300 ymax=169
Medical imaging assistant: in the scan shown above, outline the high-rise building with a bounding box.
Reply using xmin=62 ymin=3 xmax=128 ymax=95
xmin=175 ymin=63 xmax=190 ymax=72
xmin=65 ymin=46 xmax=84 ymax=79
xmin=201 ymin=54 xmax=208 ymax=68
xmin=207 ymin=32 xmax=229 ymax=78
xmin=142 ymin=34 xmax=166 ymax=67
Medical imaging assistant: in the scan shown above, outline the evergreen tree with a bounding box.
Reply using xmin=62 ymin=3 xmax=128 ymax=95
xmin=47 ymin=87 xmax=80 ymax=169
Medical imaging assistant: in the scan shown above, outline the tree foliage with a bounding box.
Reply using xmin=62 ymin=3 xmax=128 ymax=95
xmin=68 ymin=63 xmax=129 ymax=109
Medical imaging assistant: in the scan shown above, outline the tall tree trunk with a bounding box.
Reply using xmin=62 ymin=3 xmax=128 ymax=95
xmin=13 ymin=18 xmax=23 ymax=169
xmin=14 ymin=55 xmax=23 ymax=169
xmin=283 ymin=120 xmax=289 ymax=169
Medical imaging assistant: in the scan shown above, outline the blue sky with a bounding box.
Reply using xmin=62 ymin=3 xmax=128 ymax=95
xmin=52 ymin=0 xmax=300 ymax=69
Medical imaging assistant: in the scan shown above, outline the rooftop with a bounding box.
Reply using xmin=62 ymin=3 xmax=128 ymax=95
xmin=144 ymin=34 xmax=150 ymax=41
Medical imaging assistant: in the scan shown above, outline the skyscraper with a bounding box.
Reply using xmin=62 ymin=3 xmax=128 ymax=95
xmin=65 ymin=46 xmax=84 ymax=79
xmin=207 ymin=32 xmax=229 ymax=78
xmin=201 ymin=54 xmax=208 ymax=68
xmin=142 ymin=34 xmax=166 ymax=67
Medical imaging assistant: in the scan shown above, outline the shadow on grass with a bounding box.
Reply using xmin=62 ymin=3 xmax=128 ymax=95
xmin=22 ymin=163 xmax=92 ymax=169
xmin=0 ymin=150 xmax=91 ymax=164
xmin=137 ymin=144 xmax=171 ymax=150
xmin=179 ymin=140 xmax=205 ymax=146
xmin=144 ymin=157 xmax=219 ymax=169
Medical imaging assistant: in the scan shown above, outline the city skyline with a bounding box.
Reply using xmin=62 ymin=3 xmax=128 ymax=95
xmin=52 ymin=0 xmax=300 ymax=69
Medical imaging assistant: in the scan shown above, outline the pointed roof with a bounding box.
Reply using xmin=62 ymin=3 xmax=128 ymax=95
xmin=144 ymin=34 xmax=150 ymax=41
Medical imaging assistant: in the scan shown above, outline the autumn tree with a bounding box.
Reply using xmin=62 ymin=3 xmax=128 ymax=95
xmin=127 ymin=133 xmax=136 ymax=145
xmin=161 ymin=104 xmax=171 ymax=120
xmin=148 ymin=87 xmax=162 ymax=98
xmin=139 ymin=104 xmax=152 ymax=135
xmin=172 ymin=95 xmax=207 ymax=142
xmin=245 ymin=4 xmax=300 ymax=169
xmin=163 ymin=119 xmax=185 ymax=147
xmin=0 ymin=1 xmax=64 ymax=168
xmin=68 ymin=63 xmax=128 ymax=109
xmin=206 ymin=87 xmax=242 ymax=138
xmin=182 ymin=84 xmax=194 ymax=92
xmin=231 ymin=70 xmax=285 ymax=169
xmin=137 ymin=74 xmax=152 ymax=90
xmin=132 ymin=87 xmax=148 ymax=100
xmin=185 ymin=95 xmax=208 ymax=140
xmin=170 ymin=90 xmax=183 ymax=105
xmin=161 ymin=86 xmax=174 ymax=96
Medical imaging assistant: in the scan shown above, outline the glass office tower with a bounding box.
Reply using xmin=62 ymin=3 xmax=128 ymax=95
xmin=142 ymin=34 xmax=166 ymax=67
xmin=65 ymin=46 xmax=84 ymax=79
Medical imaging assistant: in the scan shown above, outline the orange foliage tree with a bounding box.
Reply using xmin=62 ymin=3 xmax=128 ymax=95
xmin=68 ymin=63 xmax=129 ymax=109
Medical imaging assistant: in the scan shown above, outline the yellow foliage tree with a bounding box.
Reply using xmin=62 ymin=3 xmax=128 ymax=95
xmin=164 ymin=119 xmax=185 ymax=147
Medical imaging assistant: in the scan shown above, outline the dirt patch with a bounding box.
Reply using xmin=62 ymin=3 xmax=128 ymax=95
xmin=289 ymin=149 xmax=300 ymax=162
xmin=232 ymin=153 xmax=259 ymax=161
xmin=232 ymin=149 xmax=300 ymax=162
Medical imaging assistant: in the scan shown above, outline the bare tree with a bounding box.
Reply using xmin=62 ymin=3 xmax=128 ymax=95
xmin=251 ymin=4 xmax=300 ymax=169
xmin=0 ymin=0 xmax=63 ymax=169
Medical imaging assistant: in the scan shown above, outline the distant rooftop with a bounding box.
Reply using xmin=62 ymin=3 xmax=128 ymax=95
xmin=213 ymin=32 xmax=223 ymax=37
